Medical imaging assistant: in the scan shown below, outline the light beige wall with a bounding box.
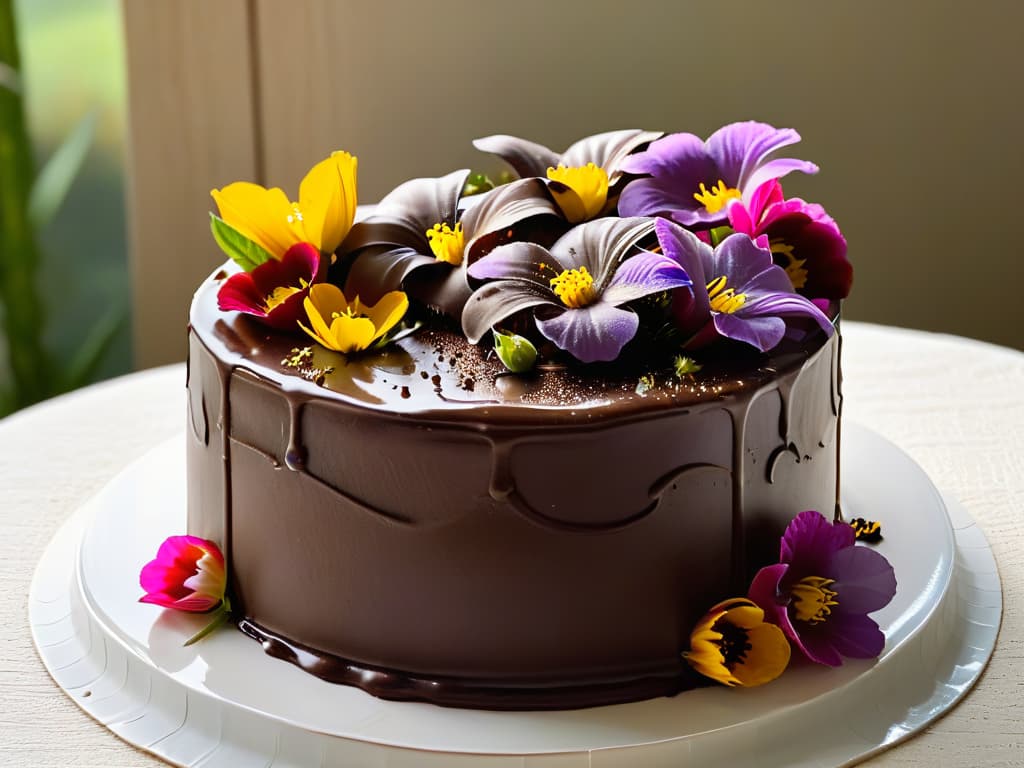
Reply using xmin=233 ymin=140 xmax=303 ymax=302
xmin=126 ymin=0 xmax=1024 ymax=366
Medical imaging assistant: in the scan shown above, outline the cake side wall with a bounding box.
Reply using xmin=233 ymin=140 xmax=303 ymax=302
xmin=185 ymin=325 xmax=840 ymax=706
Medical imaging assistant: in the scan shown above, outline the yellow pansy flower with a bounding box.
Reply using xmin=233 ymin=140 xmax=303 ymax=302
xmin=299 ymin=283 xmax=408 ymax=354
xmin=686 ymin=598 xmax=791 ymax=687
xmin=211 ymin=151 xmax=357 ymax=257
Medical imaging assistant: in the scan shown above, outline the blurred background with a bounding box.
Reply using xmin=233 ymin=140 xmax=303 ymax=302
xmin=1 ymin=0 xmax=1022 ymax=417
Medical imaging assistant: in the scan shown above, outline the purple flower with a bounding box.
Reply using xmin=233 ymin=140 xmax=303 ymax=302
xmin=729 ymin=180 xmax=852 ymax=301
xmin=618 ymin=121 xmax=818 ymax=228
xmin=655 ymin=219 xmax=834 ymax=352
xmin=748 ymin=511 xmax=897 ymax=666
xmin=463 ymin=217 xmax=692 ymax=363
xmin=342 ymin=172 xmax=559 ymax=319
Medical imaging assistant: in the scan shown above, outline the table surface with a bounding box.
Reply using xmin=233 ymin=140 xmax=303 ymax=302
xmin=2 ymin=322 xmax=1022 ymax=767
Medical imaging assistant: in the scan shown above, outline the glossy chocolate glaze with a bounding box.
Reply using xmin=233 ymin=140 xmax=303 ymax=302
xmin=187 ymin=265 xmax=842 ymax=710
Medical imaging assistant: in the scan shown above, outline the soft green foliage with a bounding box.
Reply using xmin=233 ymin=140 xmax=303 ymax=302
xmin=463 ymin=172 xmax=495 ymax=197
xmin=0 ymin=0 xmax=123 ymax=415
xmin=210 ymin=213 xmax=274 ymax=272
xmin=28 ymin=108 xmax=97 ymax=228
xmin=674 ymin=355 xmax=703 ymax=377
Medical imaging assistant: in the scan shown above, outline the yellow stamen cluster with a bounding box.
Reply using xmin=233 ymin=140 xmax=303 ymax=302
xmin=550 ymin=266 xmax=597 ymax=308
xmin=263 ymin=284 xmax=304 ymax=312
xmin=706 ymin=275 xmax=747 ymax=314
xmin=791 ymin=576 xmax=839 ymax=624
xmin=546 ymin=163 xmax=610 ymax=223
xmin=693 ymin=179 xmax=742 ymax=214
xmin=426 ymin=221 xmax=465 ymax=265
xmin=770 ymin=238 xmax=808 ymax=290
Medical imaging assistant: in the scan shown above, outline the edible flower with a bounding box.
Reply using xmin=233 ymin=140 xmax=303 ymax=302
xmin=211 ymin=150 xmax=357 ymax=257
xmin=216 ymin=242 xmax=324 ymax=329
xmin=299 ymin=283 xmax=409 ymax=354
xmin=686 ymin=598 xmax=792 ymax=687
xmin=343 ymin=172 xmax=559 ymax=319
xmin=655 ymin=218 xmax=834 ymax=352
xmin=748 ymin=511 xmax=897 ymax=666
xmin=728 ymin=180 xmax=852 ymax=300
xmin=474 ymin=129 xmax=662 ymax=223
xmin=139 ymin=535 xmax=230 ymax=646
xmin=618 ymin=121 xmax=818 ymax=228
xmin=463 ymin=217 xmax=692 ymax=363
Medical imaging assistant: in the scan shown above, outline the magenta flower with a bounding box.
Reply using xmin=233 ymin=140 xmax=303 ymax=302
xmin=140 ymin=535 xmax=226 ymax=612
xmin=140 ymin=535 xmax=231 ymax=645
xmin=618 ymin=121 xmax=818 ymax=228
xmin=728 ymin=180 xmax=852 ymax=300
xmin=748 ymin=511 xmax=897 ymax=666
xmin=463 ymin=217 xmax=692 ymax=363
xmin=655 ymin=218 xmax=834 ymax=352
xmin=217 ymin=242 xmax=323 ymax=330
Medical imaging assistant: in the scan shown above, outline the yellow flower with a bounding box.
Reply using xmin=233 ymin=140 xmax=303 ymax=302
xmin=546 ymin=163 xmax=610 ymax=223
xmin=685 ymin=598 xmax=791 ymax=687
xmin=299 ymin=284 xmax=408 ymax=354
xmin=211 ymin=151 xmax=357 ymax=257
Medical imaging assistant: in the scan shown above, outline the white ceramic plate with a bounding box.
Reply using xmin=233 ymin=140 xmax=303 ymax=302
xmin=29 ymin=423 xmax=1001 ymax=767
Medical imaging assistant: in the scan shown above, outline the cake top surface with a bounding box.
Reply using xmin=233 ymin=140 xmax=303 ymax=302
xmin=192 ymin=270 xmax=834 ymax=423
xmin=200 ymin=121 xmax=850 ymax=421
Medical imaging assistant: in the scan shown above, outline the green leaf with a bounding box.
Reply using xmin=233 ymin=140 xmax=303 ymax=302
xmin=0 ymin=61 xmax=20 ymax=93
xmin=27 ymin=108 xmax=97 ymax=229
xmin=210 ymin=213 xmax=274 ymax=271
xmin=62 ymin=300 xmax=127 ymax=391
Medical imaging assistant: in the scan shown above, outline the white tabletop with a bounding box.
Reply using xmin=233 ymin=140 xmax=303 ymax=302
xmin=2 ymin=321 xmax=1022 ymax=767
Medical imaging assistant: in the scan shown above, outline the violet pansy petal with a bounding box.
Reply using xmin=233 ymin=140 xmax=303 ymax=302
xmin=830 ymin=546 xmax=898 ymax=614
xmin=467 ymin=242 xmax=564 ymax=288
xmin=712 ymin=233 xmax=776 ymax=289
xmin=744 ymin=158 xmax=819 ymax=198
xmin=824 ymin=612 xmax=887 ymax=659
xmin=619 ymin=131 xmax=704 ymax=175
xmin=706 ymin=122 xmax=801 ymax=187
xmin=780 ymin=510 xmax=854 ymax=573
xmin=748 ymin=563 xmax=791 ymax=624
xmin=535 ymin=301 xmax=640 ymax=363
xmin=462 ymin=280 xmax=556 ymax=344
xmin=741 ymin=263 xmax=799 ymax=296
xmin=713 ymin=312 xmax=786 ymax=352
xmin=797 ymin=626 xmax=845 ymax=667
xmin=603 ymin=250 xmax=692 ymax=306
xmin=741 ymin=291 xmax=835 ymax=335
xmin=472 ymin=135 xmax=561 ymax=180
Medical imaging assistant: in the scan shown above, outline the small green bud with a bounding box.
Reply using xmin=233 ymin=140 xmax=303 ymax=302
xmin=463 ymin=172 xmax=495 ymax=197
xmin=708 ymin=225 xmax=734 ymax=247
xmin=493 ymin=330 xmax=538 ymax=373
xmin=673 ymin=355 xmax=702 ymax=378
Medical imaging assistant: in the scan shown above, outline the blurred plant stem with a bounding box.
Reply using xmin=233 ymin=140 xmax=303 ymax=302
xmin=0 ymin=0 xmax=51 ymax=410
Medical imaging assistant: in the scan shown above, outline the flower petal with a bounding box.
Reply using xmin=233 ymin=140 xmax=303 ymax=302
xmin=560 ymin=129 xmax=663 ymax=182
xmin=468 ymin=241 xmax=565 ymax=289
xmin=713 ymin=312 xmax=787 ymax=351
xmin=345 ymin=245 xmax=440 ymax=305
xmin=550 ymin=216 xmax=656 ymax=288
xmin=823 ymin=612 xmax=886 ymax=659
xmin=535 ymin=301 xmax=639 ymax=363
xmin=211 ymin=182 xmax=301 ymax=257
xmin=461 ymin=178 xmax=561 ymax=262
xmin=731 ymin=621 xmax=792 ymax=687
xmin=602 ymin=249 xmax=692 ymax=306
xmin=706 ymin=121 xmax=805 ymax=189
xmin=472 ymin=134 xmax=561 ymax=179
xmin=741 ymin=290 xmax=835 ymax=336
xmin=299 ymin=150 xmax=358 ymax=254
xmin=362 ymin=291 xmax=409 ymax=342
xmin=830 ymin=545 xmax=897 ymax=614
xmin=744 ymin=157 xmax=819 ymax=198
xmin=462 ymin=280 xmax=557 ymax=344
xmin=712 ymin=233 xmax=776 ymax=289
xmin=781 ymin=510 xmax=855 ymax=576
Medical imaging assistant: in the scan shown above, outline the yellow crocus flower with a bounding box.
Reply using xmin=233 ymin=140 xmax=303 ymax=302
xmin=211 ymin=151 xmax=357 ymax=258
xmin=299 ymin=283 xmax=408 ymax=354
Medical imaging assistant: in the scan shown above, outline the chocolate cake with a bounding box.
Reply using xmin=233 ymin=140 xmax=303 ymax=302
xmin=180 ymin=121 xmax=861 ymax=709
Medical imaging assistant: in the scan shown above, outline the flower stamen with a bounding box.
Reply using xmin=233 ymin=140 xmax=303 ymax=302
xmin=546 ymin=163 xmax=610 ymax=222
xmin=706 ymin=275 xmax=747 ymax=314
xmin=550 ymin=266 xmax=597 ymax=308
xmin=426 ymin=221 xmax=465 ymax=265
xmin=770 ymin=238 xmax=809 ymax=290
xmin=693 ymin=180 xmax=742 ymax=214
xmin=791 ymin=575 xmax=839 ymax=624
